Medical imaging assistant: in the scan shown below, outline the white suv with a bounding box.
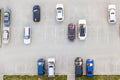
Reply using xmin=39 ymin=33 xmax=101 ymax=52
xmin=47 ymin=58 xmax=55 ymax=77
xmin=24 ymin=27 xmax=31 ymax=45
xmin=56 ymin=4 xmax=64 ymax=22
xmin=108 ymin=4 xmax=116 ymax=24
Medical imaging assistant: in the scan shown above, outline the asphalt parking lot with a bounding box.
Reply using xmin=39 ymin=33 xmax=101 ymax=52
xmin=0 ymin=0 xmax=120 ymax=80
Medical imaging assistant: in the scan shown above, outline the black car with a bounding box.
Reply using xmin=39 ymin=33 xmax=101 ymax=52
xmin=75 ymin=57 xmax=83 ymax=77
xmin=68 ymin=23 xmax=76 ymax=41
xmin=33 ymin=5 xmax=40 ymax=22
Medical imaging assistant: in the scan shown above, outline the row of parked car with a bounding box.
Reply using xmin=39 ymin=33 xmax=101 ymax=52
xmin=2 ymin=8 xmax=32 ymax=44
xmin=37 ymin=57 xmax=94 ymax=77
xmin=2 ymin=3 xmax=116 ymax=24
xmin=2 ymin=4 xmax=64 ymax=44
xmin=33 ymin=4 xmax=116 ymax=23
xmin=68 ymin=20 xmax=87 ymax=41
xmin=33 ymin=4 xmax=64 ymax=22
xmin=2 ymin=8 xmax=11 ymax=44
xmin=37 ymin=58 xmax=55 ymax=77
xmin=2 ymin=4 xmax=116 ymax=44
xmin=68 ymin=4 xmax=116 ymax=41
xmin=75 ymin=57 xmax=94 ymax=77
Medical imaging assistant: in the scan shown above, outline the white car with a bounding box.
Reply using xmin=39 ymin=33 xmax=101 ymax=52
xmin=24 ymin=27 xmax=31 ymax=45
xmin=47 ymin=58 xmax=55 ymax=77
xmin=78 ymin=20 xmax=87 ymax=40
xmin=56 ymin=4 xmax=64 ymax=22
xmin=2 ymin=30 xmax=9 ymax=44
xmin=108 ymin=4 xmax=116 ymax=24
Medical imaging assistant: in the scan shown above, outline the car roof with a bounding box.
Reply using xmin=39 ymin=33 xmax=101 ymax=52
xmin=87 ymin=64 xmax=93 ymax=71
xmin=24 ymin=27 xmax=30 ymax=35
xmin=3 ymin=30 xmax=8 ymax=38
xmin=38 ymin=64 xmax=44 ymax=74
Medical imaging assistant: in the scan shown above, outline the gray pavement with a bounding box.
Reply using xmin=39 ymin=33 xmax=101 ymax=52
xmin=0 ymin=0 xmax=120 ymax=80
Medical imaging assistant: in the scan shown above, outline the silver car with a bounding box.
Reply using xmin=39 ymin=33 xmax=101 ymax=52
xmin=4 ymin=8 xmax=11 ymax=26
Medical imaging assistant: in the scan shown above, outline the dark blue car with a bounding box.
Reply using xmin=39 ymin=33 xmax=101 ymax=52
xmin=86 ymin=59 xmax=94 ymax=77
xmin=33 ymin=5 xmax=40 ymax=22
xmin=75 ymin=57 xmax=83 ymax=77
xmin=37 ymin=58 xmax=45 ymax=75
xmin=68 ymin=23 xmax=76 ymax=41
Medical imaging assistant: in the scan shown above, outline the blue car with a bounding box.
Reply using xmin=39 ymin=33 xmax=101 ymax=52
xmin=86 ymin=59 xmax=94 ymax=77
xmin=4 ymin=8 xmax=11 ymax=26
xmin=33 ymin=5 xmax=40 ymax=22
xmin=37 ymin=58 xmax=45 ymax=75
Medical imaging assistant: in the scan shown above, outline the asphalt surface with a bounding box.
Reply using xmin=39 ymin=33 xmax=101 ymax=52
xmin=0 ymin=0 xmax=120 ymax=80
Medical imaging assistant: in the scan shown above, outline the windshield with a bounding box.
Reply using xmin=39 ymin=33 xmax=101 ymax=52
xmin=49 ymin=66 xmax=53 ymax=68
xmin=4 ymin=20 xmax=8 ymax=23
xmin=87 ymin=71 xmax=92 ymax=74
xmin=38 ymin=62 xmax=43 ymax=65
xmin=57 ymin=7 xmax=62 ymax=10
xmin=24 ymin=35 xmax=30 ymax=39
xmin=4 ymin=12 xmax=9 ymax=19
xmin=111 ymin=12 xmax=115 ymax=14
xmin=3 ymin=37 xmax=8 ymax=40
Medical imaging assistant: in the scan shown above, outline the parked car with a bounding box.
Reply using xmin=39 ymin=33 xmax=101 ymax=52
xmin=108 ymin=4 xmax=116 ymax=24
xmin=2 ymin=30 xmax=9 ymax=44
xmin=78 ymin=20 xmax=87 ymax=40
xmin=68 ymin=23 xmax=76 ymax=41
xmin=75 ymin=57 xmax=83 ymax=77
xmin=33 ymin=5 xmax=40 ymax=22
xmin=4 ymin=8 xmax=11 ymax=26
xmin=47 ymin=58 xmax=55 ymax=77
xmin=37 ymin=58 xmax=45 ymax=75
xmin=24 ymin=27 xmax=31 ymax=45
xmin=56 ymin=4 xmax=64 ymax=22
xmin=86 ymin=59 xmax=94 ymax=77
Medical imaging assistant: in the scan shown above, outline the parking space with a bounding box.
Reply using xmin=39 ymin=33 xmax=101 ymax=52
xmin=0 ymin=0 xmax=120 ymax=80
